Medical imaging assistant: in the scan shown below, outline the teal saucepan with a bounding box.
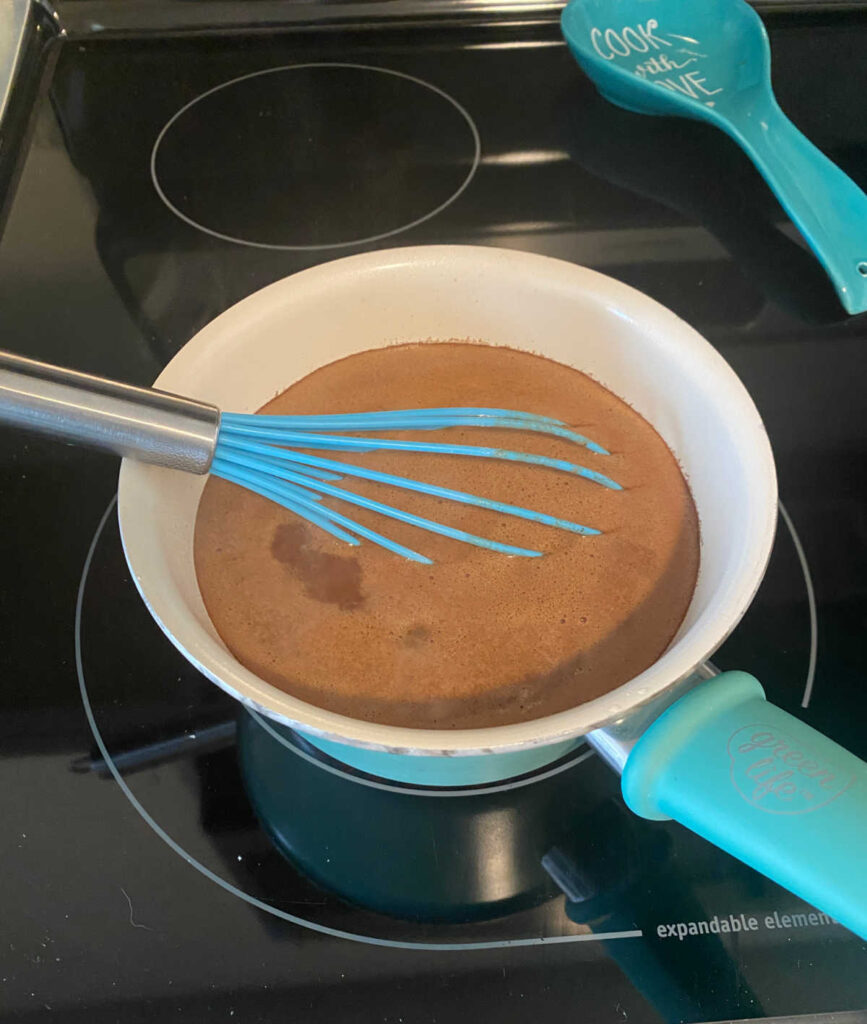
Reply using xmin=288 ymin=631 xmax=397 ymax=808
xmin=115 ymin=247 xmax=867 ymax=938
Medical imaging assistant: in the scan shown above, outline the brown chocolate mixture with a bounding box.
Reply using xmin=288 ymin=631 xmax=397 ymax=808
xmin=194 ymin=342 xmax=699 ymax=729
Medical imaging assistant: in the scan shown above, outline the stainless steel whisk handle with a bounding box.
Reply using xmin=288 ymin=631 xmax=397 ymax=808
xmin=0 ymin=350 xmax=220 ymax=474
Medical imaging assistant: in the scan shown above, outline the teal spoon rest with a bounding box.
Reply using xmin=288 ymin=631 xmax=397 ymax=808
xmin=562 ymin=0 xmax=867 ymax=315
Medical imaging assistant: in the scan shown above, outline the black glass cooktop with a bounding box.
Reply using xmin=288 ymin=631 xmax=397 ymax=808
xmin=2 ymin=4 xmax=867 ymax=1022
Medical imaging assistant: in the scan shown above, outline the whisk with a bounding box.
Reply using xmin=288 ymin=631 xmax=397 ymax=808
xmin=0 ymin=350 xmax=621 ymax=563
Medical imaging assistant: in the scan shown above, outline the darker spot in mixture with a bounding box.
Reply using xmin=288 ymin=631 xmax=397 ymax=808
xmin=271 ymin=521 xmax=364 ymax=611
xmin=403 ymin=624 xmax=431 ymax=647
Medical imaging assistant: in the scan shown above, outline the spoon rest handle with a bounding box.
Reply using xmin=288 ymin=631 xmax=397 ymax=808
xmin=727 ymin=99 xmax=867 ymax=315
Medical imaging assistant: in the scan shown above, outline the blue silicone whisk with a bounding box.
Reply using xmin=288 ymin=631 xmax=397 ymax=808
xmin=0 ymin=349 xmax=620 ymax=564
xmin=561 ymin=0 xmax=867 ymax=316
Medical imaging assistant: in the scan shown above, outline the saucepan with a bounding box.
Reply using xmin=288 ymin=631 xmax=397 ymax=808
xmin=117 ymin=245 xmax=867 ymax=936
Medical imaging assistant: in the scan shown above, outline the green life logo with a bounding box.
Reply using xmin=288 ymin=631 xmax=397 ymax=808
xmin=727 ymin=726 xmax=855 ymax=815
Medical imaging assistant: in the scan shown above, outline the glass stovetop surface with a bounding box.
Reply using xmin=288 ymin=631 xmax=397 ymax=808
xmin=1 ymin=8 xmax=866 ymax=1022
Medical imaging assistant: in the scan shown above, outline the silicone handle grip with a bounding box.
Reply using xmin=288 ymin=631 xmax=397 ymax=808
xmin=622 ymin=671 xmax=867 ymax=939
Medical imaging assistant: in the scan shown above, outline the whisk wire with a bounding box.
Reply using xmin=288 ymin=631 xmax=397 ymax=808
xmin=211 ymin=458 xmax=434 ymax=562
xmin=221 ymin=408 xmax=608 ymax=454
xmin=218 ymin=437 xmax=601 ymax=537
xmin=212 ymin=406 xmax=620 ymax=562
xmin=214 ymin=453 xmax=546 ymax=559
xmin=219 ymin=424 xmax=621 ymax=491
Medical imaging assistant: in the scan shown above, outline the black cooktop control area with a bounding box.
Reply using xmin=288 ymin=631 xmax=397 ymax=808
xmin=1 ymin=5 xmax=866 ymax=1022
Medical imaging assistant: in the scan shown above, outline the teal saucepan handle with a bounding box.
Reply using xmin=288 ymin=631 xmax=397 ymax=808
xmin=622 ymin=671 xmax=867 ymax=938
xmin=726 ymin=97 xmax=867 ymax=316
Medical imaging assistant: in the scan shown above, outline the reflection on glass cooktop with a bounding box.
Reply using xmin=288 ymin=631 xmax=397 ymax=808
xmin=72 ymin=490 xmax=863 ymax=1022
xmin=1 ymin=7 xmax=867 ymax=1023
